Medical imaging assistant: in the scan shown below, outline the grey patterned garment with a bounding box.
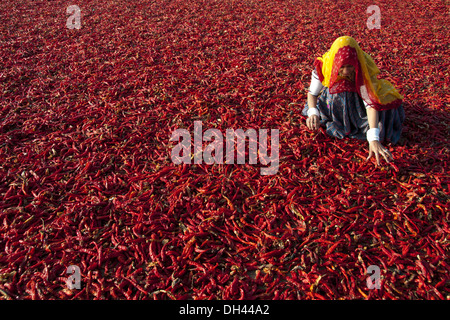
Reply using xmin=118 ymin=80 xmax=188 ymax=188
xmin=302 ymin=88 xmax=405 ymax=144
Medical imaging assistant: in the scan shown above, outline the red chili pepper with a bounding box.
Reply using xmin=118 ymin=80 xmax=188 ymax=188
xmin=1 ymin=0 xmax=448 ymax=301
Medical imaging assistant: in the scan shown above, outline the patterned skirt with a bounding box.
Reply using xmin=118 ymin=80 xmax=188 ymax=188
xmin=302 ymin=88 xmax=405 ymax=144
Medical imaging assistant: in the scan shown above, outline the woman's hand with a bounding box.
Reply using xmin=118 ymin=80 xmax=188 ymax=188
xmin=306 ymin=114 xmax=320 ymax=130
xmin=366 ymin=140 xmax=393 ymax=165
xmin=306 ymin=93 xmax=320 ymax=131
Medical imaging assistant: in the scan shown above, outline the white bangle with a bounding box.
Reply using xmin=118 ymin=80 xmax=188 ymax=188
xmin=367 ymin=128 xmax=380 ymax=142
xmin=307 ymin=108 xmax=320 ymax=118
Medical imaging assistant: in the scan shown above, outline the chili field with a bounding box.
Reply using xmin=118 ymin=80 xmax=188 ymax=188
xmin=0 ymin=0 xmax=448 ymax=300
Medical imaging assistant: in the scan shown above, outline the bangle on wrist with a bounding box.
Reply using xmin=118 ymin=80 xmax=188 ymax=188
xmin=307 ymin=108 xmax=320 ymax=118
xmin=367 ymin=128 xmax=380 ymax=142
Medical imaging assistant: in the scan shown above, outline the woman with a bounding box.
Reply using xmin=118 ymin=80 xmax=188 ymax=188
xmin=302 ymin=36 xmax=405 ymax=165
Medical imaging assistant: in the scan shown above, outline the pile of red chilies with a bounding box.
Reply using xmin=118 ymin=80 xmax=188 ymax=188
xmin=0 ymin=0 xmax=448 ymax=299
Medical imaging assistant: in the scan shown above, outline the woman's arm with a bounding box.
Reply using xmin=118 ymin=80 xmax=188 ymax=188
xmin=306 ymin=70 xmax=322 ymax=130
xmin=367 ymin=105 xmax=379 ymax=130
xmin=307 ymin=92 xmax=318 ymax=111
xmin=366 ymin=107 xmax=393 ymax=165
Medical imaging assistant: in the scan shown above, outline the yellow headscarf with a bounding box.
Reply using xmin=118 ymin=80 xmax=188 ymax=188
xmin=314 ymin=36 xmax=403 ymax=111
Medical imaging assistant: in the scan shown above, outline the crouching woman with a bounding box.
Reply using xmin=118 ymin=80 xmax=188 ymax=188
xmin=303 ymin=36 xmax=405 ymax=165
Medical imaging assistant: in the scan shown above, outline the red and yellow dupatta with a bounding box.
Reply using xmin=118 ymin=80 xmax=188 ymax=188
xmin=314 ymin=36 xmax=403 ymax=111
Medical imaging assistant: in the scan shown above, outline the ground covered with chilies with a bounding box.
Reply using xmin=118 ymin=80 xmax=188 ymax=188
xmin=0 ymin=0 xmax=448 ymax=300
